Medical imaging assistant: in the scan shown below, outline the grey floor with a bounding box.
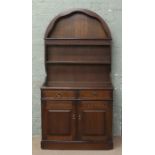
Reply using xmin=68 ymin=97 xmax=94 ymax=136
xmin=32 ymin=136 xmax=122 ymax=155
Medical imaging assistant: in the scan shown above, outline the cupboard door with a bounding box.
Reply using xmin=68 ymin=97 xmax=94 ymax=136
xmin=42 ymin=101 xmax=76 ymax=141
xmin=78 ymin=101 xmax=112 ymax=141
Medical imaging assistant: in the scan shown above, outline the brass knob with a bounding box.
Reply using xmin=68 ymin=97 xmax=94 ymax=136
xmin=72 ymin=113 xmax=76 ymax=120
xmin=92 ymin=91 xmax=97 ymax=96
xmin=56 ymin=93 xmax=62 ymax=98
xmin=78 ymin=114 xmax=81 ymax=120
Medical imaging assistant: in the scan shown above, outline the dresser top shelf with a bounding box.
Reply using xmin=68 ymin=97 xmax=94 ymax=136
xmin=43 ymin=9 xmax=112 ymax=90
xmin=46 ymin=61 xmax=111 ymax=65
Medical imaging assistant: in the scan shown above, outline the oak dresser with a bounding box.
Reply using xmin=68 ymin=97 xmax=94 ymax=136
xmin=41 ymin=9 xmax=113 ymax=150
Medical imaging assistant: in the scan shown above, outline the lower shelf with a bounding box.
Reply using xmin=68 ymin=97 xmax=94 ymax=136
xmin=41 ymin=140 xmax=113 ymax=150
xmin=43 ymin=81 xmax=113 ymax=89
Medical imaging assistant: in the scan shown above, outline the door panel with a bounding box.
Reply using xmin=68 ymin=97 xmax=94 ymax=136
xmin=47 ymin=110 xmax=71 ymax=135
xmin=78 ymin=101 xmax=112 ymax=141
xmin=42 ymin=101 xmax=76 ymax=141
xmin=82 ymin=110 xmax=106 ymax=136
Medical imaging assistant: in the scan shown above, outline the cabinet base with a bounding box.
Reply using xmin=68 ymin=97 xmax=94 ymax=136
xmin=41 ymin=140 xmax=113 ymax=150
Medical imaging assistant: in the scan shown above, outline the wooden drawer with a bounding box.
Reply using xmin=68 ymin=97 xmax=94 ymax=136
xmin=42 ymin=90 xmax=75 ymax=99
xmin=79 ymin=90 xmax=112 ymax=100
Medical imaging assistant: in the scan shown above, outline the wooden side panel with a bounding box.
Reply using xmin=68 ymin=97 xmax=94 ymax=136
xmin=78 ymin=101 xmax=112 ymax=141
xmin=42 ymin=101 xmax=76 ymax=141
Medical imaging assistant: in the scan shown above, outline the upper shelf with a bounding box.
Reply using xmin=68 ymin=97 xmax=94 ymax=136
xmin=46 ymin=61 xmax=111 ymax=65
xmin=45 ymin=38 xmax=111 ymax=46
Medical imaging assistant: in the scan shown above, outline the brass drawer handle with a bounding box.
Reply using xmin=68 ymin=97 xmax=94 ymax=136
xmin=56 ymin=93 xmax=62 ymax=98
xmin=78 ymin=114 xmax=81 ymax=120
xmin=72 ymin=114 xmax=81 ymax=120
xmin=92 ymin=91 xmax=98 ymax=96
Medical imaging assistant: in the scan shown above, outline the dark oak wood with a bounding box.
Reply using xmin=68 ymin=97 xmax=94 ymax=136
xmin=79 ymin=90 xmax=113 ymax=100
xmin=46 ymin=45 xmax=111 ymax=62
xmin=45 ymin=39 xmax=111 ymax=45
xmin=41 ymin=9 xmax=113 ymax=150
xmin=78 ymin=101 xmax=112 ymax=141
xmin=44 ymin=9 xmax=111 ymax=39
xmin=41 ymin=90 xmax=76 ymax=99
xmin=46 ymin=61 xmax=111 ymax=65
xmin=42 ymin=101 xmax=76 ymax=141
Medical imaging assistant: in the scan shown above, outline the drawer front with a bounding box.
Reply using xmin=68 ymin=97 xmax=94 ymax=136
xmin=42 ymin=90 xmax=75 ymax=99
xmin=79 ymin=90 xmax=112 ymax=100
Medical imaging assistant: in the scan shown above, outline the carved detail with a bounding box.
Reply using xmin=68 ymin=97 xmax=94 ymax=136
xmin=45 ymin=9 xmax=111 ymax=39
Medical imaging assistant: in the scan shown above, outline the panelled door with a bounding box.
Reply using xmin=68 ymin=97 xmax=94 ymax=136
xmin=77 ymin=101 xmax=112 ymax=141
xmin=42 ymin=100 xmax=112 ymax=141
xmin=42 ymin=101 xmax=76 ymax=141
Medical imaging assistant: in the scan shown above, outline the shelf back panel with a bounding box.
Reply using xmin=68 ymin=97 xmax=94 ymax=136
xmin=47 ymin=65 xmax=111 ymax=82
xmin=48 ymin=13 xmax=107 ymax=39
xmin=46 ymin=45 xmax=111 ymax=62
